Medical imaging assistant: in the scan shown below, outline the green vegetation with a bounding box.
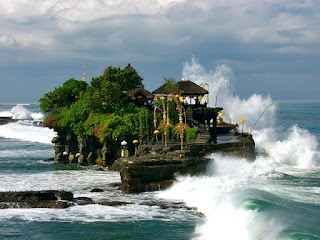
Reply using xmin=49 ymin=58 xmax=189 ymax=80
xmin=40 ymin=65 xmax=197 ymax=147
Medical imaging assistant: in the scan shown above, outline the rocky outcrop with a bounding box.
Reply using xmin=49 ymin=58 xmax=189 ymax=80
xmin=0 ymin=190 xmax=74 ymax=209
xmin=113 ymin=155 xmax=210 ymax=193
xmin=52 ymin=131 xmax=121 ymax=166
xmin=111 ymin=133 xmax=255 ymax=193
xmin=0 ymin=117 xmax=18 ymax=125
xmin=51 ymin=128 xmax=255 ymax=194
xmin=0 ymin=190 xmax=131 ymax=209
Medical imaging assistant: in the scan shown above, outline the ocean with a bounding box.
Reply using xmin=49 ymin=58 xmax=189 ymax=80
xmin=0 ymin=99 xmax=319 ymax=240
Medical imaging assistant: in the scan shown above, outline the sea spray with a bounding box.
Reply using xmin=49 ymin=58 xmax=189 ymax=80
xmin=166 ymin=58 xmax=320 ymax=239
xmin=181 ymin=57 xmax=319 ymax=168
xmin=0 ymin=104 xmax=55 ymax=143
xmin=157 ymin=154 xmax=285 ymax=240
xmin=182 ymin=57 xmax=234 ymax=108
xmin=10 ymin=104 xmax=32 ymax=119
xmin=225 ymin=94 xmax=275 ymax=131
xmin=254 ymin=125 xmax=320 ymax=168
xmin=0 ymin=104 xmax=44 ymax=120
xmin=0 ymin=122 xmax=56 ymax=144
xmin=181 ymin=57 xmax=275 ymax=131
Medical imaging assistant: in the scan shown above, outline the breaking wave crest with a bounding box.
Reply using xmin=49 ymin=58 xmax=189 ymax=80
xmin=157 ymin=57 xmax=320 ymax=240
xmin=0 ymin=104 xmax=44 ymax=120
xmin=0 ymin=122 xmax=56 ymax=144
xmin=0 ymin=104 xmax=55 ymax=144
xmin=254 ymin=125 xmax=320 ymax=168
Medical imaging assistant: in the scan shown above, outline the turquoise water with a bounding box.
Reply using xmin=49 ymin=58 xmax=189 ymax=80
xmin=1 ymin=221 xmax=196 ymax=239
xmin=277 ymin=102 xmax=320 ymax=140
xmin=0 ymin=102 xmax=320 ymax=240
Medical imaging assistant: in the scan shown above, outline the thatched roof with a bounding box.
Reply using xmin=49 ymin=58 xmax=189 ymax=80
xmin=127 ymin=88 xmax=154 ymax=99
xmin=152 ymin=80 xmax=208 ymax=96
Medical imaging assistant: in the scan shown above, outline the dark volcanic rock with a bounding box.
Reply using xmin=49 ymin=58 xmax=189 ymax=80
xmin=0 ymin=190 xmax=74 ymax=209
xmin=90 ymin=188 xmax=104 ymax=192
xmin=0 ymin=201 xmax=73 ymax=209
xmin=43 ymin=158 xmax=54 ymax=162
xmin=0 ymin=191 xmax=57 ymax=202
xmin=56 ymin=190 xmax=74 ymax=201
xmin=99 ymin=201 xmax=132 ymax=206
xmin=112 ymin=134 xmax=255 ymax=193
xmin=76 ymin=197 xmax=95 ymax=205
xmin=115 ymin=155 xmax=210 ymax=193
xmin=0 ymin=117 xmax=18 ymax=125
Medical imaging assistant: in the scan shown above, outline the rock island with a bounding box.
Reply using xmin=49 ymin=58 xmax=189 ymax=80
xmin=40 ymin=64 xmax=255 ymax=193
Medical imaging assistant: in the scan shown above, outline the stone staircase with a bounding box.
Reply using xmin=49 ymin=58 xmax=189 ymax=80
xmin=196 ymin=132 xmax=211 ymax=144
xmin=186 ymin=108 xmax=211 ymax=144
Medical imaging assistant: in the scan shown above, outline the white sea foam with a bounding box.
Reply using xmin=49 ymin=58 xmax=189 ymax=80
xmin=0 ymin=104 xmax=53 ymax=143
xmin=30 ymin=112 xmax=44 ymax=121
xmin=0 ymin=122 xmax=56 ymax=144
xmin=182 ymin=57 xmax=234 ymax=108
xmin=254 ymin=125 xmax=320 ymax=168
xmin=0 ymin=110 xmax=13 ymax=117
xmin=225 ymin=94 xmax=275 ymax=131
xmin=0 ymin=169 xmax=120 ymax=192
xmin=0 ymin=104 xmax=44 ymax=120
xmin=168 ymin=57 xmax=320 ymax=239
xmin=157 ymin=155 xmax=286 ymax=240
xmin=0 ymin=202 xmax=195 ymax=223
xmin=0 ymin=168 xmax=195 ymax=223
xmin=10 ymin=104 xmax=32 ymax=119
xmin=181 ymin=57 xmax=320 ymax=168
xmin=182 ymin=57 xmax=276 ymax=132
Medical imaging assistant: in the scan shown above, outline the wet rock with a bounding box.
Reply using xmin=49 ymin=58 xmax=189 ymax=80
xmin=0 ymin=201 xmax=73 ymax=209
xmin=115 ymin=155 xmax=210 ymax=193
xmin=76 ymin=197 xmax=94 ymax=205
xmin=98 ymin=201 xmax=132 ymax=206
xmin=0 ymin=117 xmax=18 ymax=125
xmin=43 ymin=158 xmax=54 ymax=162
xmin=90 ymin=188 xmax=104 ymax=192
xmin=0 ymin=190 xmax=74 ymax=209
xmin=56 ymin=190 xmax=73 ymax=201
xmin=0 ymin=191 xmax=57 ymax=202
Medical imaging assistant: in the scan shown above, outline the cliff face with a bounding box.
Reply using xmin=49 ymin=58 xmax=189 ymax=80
xmin=111 ymin=134 xmax=255 ymax=193
xmin=52 ymin=131 xmax=121 ymax=166
xmin=113 ymin=156 xmax=210 ymax=193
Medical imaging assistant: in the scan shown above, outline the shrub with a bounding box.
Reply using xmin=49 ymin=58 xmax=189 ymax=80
xmin=185 ymin=127 xmax=198 ymax=142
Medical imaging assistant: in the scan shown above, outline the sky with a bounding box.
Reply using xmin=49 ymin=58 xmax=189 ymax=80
xmin=0 ymin=0 xmax=319 ymax=102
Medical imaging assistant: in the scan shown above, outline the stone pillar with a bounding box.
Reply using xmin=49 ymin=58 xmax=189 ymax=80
xmin=208 ymin=111 xmax=219 ymax=143
xmin=101 ymin=143 xmax=108 ymax=166
xmin=52 ymin=133 xmax=68 ymax=164
xmin=77 ymin=136 xmax=88 ymax=165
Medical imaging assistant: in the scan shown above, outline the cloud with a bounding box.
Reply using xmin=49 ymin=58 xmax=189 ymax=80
xmin=1 ymin=0 xmax=319 ymax=58
xmin=0 ymin=34 xmax=18 ymax=48
xmin=0 ymin=0 xmax=186 ymax=22
xmin=0 ymin=0 xmax=320 ymax=101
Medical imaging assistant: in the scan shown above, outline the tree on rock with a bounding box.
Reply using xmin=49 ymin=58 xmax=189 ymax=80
xmin=40 ymin=78 xmax=88 ymax=113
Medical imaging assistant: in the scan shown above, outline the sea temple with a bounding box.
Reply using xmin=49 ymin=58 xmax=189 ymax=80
xmin=41 ymin=64 xmax=255 ymax=193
